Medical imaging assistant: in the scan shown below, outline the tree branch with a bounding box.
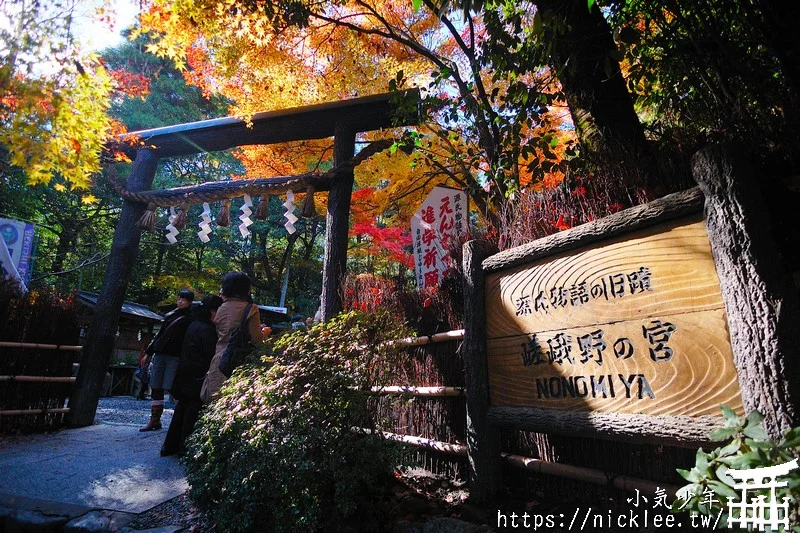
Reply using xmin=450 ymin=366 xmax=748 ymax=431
xmin=30 ymin=252 xmax=110 ymax=282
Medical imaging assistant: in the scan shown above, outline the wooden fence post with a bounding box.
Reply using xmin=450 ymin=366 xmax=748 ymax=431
xmin=462 ymin=239 xmax=501 ymax=503
xmin=693 ymin=144 xmax=800 ymax=438
xmin=322 ymin=123 xmax=356 ymax=321
xmin=68 ymin=149 xmax=160 ymax=427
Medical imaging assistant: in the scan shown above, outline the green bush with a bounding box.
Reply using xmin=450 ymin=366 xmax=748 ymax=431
xmin=184 ymin=310 xmax=413 ymax=532
xmin=675 ymin=406 xmax=800 ymax=531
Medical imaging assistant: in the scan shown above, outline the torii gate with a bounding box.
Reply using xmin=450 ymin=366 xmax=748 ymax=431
xmin=68 ymin=91 xmax=419 ymax=427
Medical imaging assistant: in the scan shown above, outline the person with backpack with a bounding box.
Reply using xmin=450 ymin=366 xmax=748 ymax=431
xmin=200 ymin=272 xmax=267 ymax=404
xmin=140 ymin=289 xmax=194 ymax=431
xmin=161 ymin=294 xmax=223 ymax=456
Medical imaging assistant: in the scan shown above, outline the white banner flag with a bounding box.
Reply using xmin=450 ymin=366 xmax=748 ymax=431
xmin=411 ymin=186 xmax=468 ymax=289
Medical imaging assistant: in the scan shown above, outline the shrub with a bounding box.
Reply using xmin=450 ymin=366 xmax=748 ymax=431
xmin=675 ymin=406 xmax=800 ymax=531
xmin=184 ymin=310 xmax=413 ymax=532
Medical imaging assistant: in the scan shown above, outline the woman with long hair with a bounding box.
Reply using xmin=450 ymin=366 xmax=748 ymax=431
xmin=200 ymin=272 xmax=267 ymax=403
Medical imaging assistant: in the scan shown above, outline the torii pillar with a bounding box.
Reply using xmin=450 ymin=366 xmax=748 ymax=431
xmin=69 ymin=149 xmax=159 ymax=426
xmin=322 ymin=123 xmax=356 ymax=321
xmin=69 ymin=92 xmax=418 ymax=427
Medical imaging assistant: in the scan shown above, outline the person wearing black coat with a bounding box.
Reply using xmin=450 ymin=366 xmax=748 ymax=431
xmin=140 ymin=289 xmax=195 ymax=432
xmin=140 ymin=290 xmax=195 ymax=431
xmin=161 ymin=295 xmax=223 ymax=456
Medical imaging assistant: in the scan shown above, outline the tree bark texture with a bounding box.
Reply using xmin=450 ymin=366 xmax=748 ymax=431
xmin=535 ymin=0 xmax=647 ymax=161
xmin=692 ymin=144 xmax=800 ymax=438
xmin=462 ymin=239 xmax=501 ymax=503
xmin=322 ymin=124 xmax=356 ymax=321
xmin=68 ymin=149 xmax=159 ymax=427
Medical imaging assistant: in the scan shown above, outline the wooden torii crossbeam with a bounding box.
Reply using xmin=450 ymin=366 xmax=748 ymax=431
xmin=69 ymin=91 xmax=419 ymax=427
xmin=110 ymin=139 xmax=394 ymax=206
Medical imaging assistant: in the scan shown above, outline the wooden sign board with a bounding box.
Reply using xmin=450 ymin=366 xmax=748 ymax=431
xmin=485 ymin=213 xmax=744 ymax=418
xmin=463 ymin=152 xmax=800 ymax=500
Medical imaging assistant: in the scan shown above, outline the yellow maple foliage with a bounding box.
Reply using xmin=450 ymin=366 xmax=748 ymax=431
xmin=0 ymin=1 xmax=133 ymax=196
xmin=0 ymin=58 xmax=115 ymax=190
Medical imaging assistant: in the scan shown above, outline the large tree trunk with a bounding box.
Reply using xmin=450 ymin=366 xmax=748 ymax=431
xmin=321 ymin=124 xmax=356 ymax=321
xmin=68 ymin=150 xmax=159 ymax=427
xmin=536 ymin=0 xmax=648 ymax=172
xmin=693 ymin=144 xmax=800 ymax=438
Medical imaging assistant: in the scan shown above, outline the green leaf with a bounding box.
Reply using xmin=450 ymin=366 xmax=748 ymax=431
xmin=745 ymin=410 xmax=765 ymax=427
xmin=707 ymin=480 xmax=738 ymax=501
xmin=710 ymin=427 xmax=738 ymax=441
xmin=412 ymin=0 xmax=422 ymax=11
xmin=720 ymin=404 xmax=739 ymax=424
xmin=747 ymin=439 xmax=774 ymax=449
xmin=587 ymin=0 xmax=596 ymax=11
xmin=718 ymin=440 xmax=741 ymax=457
xmin=532 ymin=11 xmax=542 ymax=36
xmin=728 ymin=452 xmax=761 ymax=468
xmin=678 ymin=468 xmax=700 ymax=483
xmin=696 ymin=448 xmax=709 ymax=472
xmin=743 ymin=425 xmax=770 ymax=441
xmin=716 ymin=465 xmax=736 ymax=486
xmin=782 ymin=427 xmax=800 ymax=447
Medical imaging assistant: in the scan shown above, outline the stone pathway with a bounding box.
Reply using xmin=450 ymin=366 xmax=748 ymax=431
xmin=0 ymin=396 xmax=189 ymax=532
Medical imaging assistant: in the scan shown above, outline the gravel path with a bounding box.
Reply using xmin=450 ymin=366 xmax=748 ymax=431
xmin=93 ymin=396 xmax=216 ymax=531
xmin=95 ymin=395 xmax=175 ymax=427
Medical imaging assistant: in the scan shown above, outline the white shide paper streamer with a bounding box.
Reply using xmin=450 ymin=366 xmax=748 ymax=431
xmin=165 ymin=206 xmax=179 ymax=244
xmin=238 ymin=194 xmax=254 ymax=238
xmin=283 ymin=191 xmax=297 ymax=235
xmin=197 ymin=202 xmax=212 ymax=243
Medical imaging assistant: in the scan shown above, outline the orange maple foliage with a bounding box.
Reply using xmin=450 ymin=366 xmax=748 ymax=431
xmin=136 ymin=0 xmax=576 ymax=268
xmin=108 ymin=68 xmax=151 ymax=99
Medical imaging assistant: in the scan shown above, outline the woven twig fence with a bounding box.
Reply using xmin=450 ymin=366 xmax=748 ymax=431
xmin=0 ymin=283 xmax=81 ymax=434
xmin=370 ymin=335 xmax=469 ymax=480
xmin=359 ymin=286 xmax=697 ymax=498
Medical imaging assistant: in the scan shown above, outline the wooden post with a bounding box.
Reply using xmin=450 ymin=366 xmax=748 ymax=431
xmin=321 ymin=123 xmax=356 ymax=321
xmin=693 ymin=144 xmax=800 ymax=438
xmin=68 ymin=149 xmax=159 ymax=427
xmin=462 ymin=239 xmax=501 ymax=503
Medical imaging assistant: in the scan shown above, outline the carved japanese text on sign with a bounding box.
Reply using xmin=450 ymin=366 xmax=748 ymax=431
xmin=411 ymin=186 xmax=468 ymax=289
xmin=514 ymin=267 xmax=653 ymax=315
xmin=485 ymin=215 xmax=744 ymax=417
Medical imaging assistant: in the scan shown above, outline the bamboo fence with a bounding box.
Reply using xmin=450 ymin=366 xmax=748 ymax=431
xmin=0 ymin=285 xmax=81 ymax=433
xmin=371 ymin=326 xmax=695 ymax=501
xmin=362 ymin=428 xmax=680 ymax=498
